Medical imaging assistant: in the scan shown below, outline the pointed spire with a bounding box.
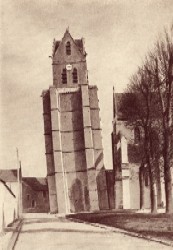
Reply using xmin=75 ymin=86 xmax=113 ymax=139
xmin=113 ymin=86 xmax=115 ymax=119
xmin=52 ymin=38 xmax=56 ymax=56
xmin=66 ymin=26 xmax=70 ymax=33
xmin=113 ymin=85 xmax=117 ymax=120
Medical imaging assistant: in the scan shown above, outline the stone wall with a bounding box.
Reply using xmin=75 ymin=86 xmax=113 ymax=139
xmin=43 ymin=84 xmax=109 ymax=213
xmin=42 ymin=30 xmax=109 ymax=213
xmin=22 ymin=182 xmax=49 ymax=213
xmin=89 ymin=86 xmax=109 ymax=210
xmin=52 ymin=31 xmax=87 ymax=87
xmin=42 ymin=90 xmax=58 ymax=213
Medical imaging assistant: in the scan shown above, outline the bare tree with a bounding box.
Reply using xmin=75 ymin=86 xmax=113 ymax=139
xmin=145 ymin=28 xmax=173 ymax=213
xmin=120 ymin=66 xmax=160 ymax=213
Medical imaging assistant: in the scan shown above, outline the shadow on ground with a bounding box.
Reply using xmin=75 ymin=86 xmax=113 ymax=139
xmin=66 ymin=210 xmax=173 ymax=243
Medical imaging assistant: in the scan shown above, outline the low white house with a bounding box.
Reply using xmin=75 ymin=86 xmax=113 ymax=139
xmin=0 ymin=169 xmax=20 ymax=232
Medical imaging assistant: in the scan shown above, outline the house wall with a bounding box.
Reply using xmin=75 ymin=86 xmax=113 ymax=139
xmin=0 ymin=182 xmax=17 ymax=232
xmin=129 ymin=164 xmax=140 ymax=209
xmin=22 ymin=183 xmax=49 ymax=213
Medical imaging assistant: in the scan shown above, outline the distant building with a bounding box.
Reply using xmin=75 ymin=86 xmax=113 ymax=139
xmin=22 ymin=177 xmax=49 ymax=213
xmin=42 ymin=29 xmax=109 ymax=213
xmin=111 ymin=90 xmax=165 ymax=209
xmin=0 ymin=169 xmax=49 ymax=214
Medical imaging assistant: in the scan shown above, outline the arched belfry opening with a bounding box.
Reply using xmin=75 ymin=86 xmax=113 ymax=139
xmin=66 ymin=41 xmax=71 ymax=55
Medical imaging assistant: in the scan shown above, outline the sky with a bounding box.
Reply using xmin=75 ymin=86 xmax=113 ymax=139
xmin=1 ymin=0 xmax=173 ymax=176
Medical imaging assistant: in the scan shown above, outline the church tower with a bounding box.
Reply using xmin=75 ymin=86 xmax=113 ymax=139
xmin=42 ymin=29 xmax=109 ymax=213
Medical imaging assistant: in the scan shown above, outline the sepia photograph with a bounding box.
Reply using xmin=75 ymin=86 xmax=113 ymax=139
xmin=0 ymin=0 xmax=173 ymax=249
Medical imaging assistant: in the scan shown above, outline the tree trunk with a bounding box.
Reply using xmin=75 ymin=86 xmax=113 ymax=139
xmin=164 ymin=171 xmax=173 ymax=213
xmin=163 ymin=125 xmax=173 ymax=213
xmin=150 ymin=181 xmax=157 ymax=213
xmin=144 ymin=128 xmax=157 ymax=213
xmin=156 ymin=163 xmax=162 ymax=207
xmin=163 ymin=147 xmax=173 ymax=213
xmin=139 ymin=166 xmax=145 ymax=209
xmin=148 ymin=160 xmax=157 ymax=213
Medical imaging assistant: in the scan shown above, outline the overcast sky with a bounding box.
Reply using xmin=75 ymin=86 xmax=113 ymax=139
xmin=1 ymin=0 xmax=173 ymax=176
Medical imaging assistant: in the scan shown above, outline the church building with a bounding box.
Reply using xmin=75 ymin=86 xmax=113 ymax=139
xmin=42 ymin=30 xmax=109 ymax=213
xmin=112 ymin=89 xmax=165 ymax=209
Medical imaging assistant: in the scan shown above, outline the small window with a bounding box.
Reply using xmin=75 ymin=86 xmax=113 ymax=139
xmin=27 ymin=194 xmax=30 ymax=201
xmin=43 ymin=191 xmax=46 ymax=198
xmin=31 ymin=200 xmax=36 ymax=208
xmin=72 ymin=68 xmax=78 ymax=83
xmin=62 ymin=68 xmax=67 ymax=84
xmin=144 ymin=172 xmax=149 ymax=187
xmin=66 ymin=41 xmax=71 ymax=55
xmin=134 ymin=127 xmax=140 ymax=144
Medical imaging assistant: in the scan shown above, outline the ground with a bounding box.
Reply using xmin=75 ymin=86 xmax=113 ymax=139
xmin=4 ymin=213 xmax=173 ymax=250
xmin=68 ymin=210 xmax=173 ymax=244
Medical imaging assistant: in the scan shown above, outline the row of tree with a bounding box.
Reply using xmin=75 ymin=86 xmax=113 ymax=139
xmin=120 ymin=25 xmax=173 ymax=213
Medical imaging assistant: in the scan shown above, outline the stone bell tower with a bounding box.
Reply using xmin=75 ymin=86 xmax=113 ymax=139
xmin=42 ymin=29 xmax=109 ymax=213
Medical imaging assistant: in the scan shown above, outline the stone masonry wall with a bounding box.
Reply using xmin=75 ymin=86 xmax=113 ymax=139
xmin=52 ymin=32 xmax=87 ymax=87
xmin=42 ymin=90 xmax=58 ymax=213
xmin=89 ymin=87 xmax=109 ymax=210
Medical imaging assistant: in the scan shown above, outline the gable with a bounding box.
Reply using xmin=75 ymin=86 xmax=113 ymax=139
xmin=53 ymin=31 xmax=86 ymax=63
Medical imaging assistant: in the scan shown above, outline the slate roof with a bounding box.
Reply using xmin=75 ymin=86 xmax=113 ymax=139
xmin=22 ymin=177 xmax=48 ymax=191
xmin=114 ymin=93 xmax=135 ymax=120
xmin=114 ymin=93 xmax=125 ymax=120
xmin=0 ymin=169 xmax=18 ymax=182
xmin=74 ymin=39 xmax=84 ymax=51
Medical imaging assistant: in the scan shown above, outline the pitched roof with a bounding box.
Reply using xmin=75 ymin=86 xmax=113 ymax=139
xmin=22 ymin=177 xmax=48 ymax=191
xmin=0 ymin=169 xmax=18 ymax=182
xmin=113 ymin=93 xmax=125 ymax=120
xmin=74 ymin=39 xmax=84 ymax=52
xmin=114 ymin=92 xmax=138 ymax=120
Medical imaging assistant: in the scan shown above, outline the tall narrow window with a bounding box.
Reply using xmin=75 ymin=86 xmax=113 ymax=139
xmin=31 ymin=200 xmax=36 ymax=208
xmin=144 ymin=172 xmax=149 ymax=187
xmin=66 ymin=41 xmax=71 ymax=55
xmin=134 ymin=127 xmax=140 ymax=144
xmin=62 ymin=68 xmax=67 ymax=84
xmin=73 ymin=68 xmax=78 ymax=83
xmin=43 ymin=191 xmax=46 ymax=198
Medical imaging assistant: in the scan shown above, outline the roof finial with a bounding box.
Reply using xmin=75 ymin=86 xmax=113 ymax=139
xmin=66 ymin=26 xmax=69 ymax=32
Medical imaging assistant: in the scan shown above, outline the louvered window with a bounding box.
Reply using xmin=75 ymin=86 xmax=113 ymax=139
xmin=62 ymin=68 xmax=67 ymax=84
xmin=66 ymin=41 xmax=71 ymax=55
xmin=73 ymin=68 xmax=78 ymax=83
